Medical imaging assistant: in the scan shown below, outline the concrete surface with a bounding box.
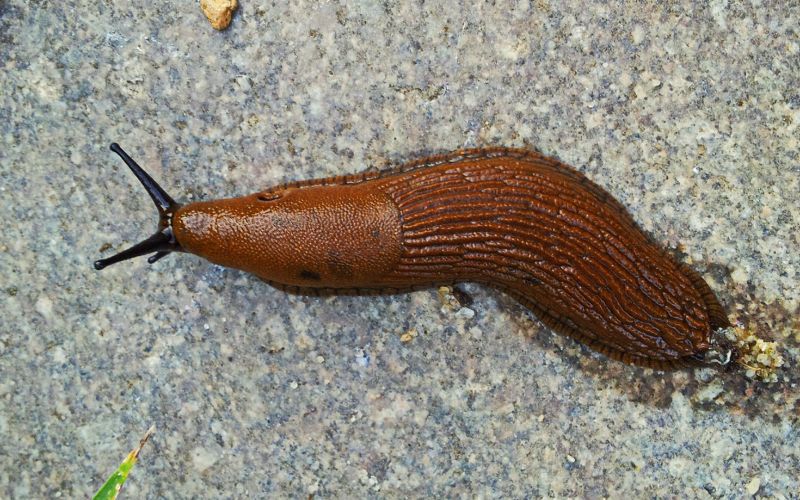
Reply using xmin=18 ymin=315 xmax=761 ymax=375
xmin=1 ymin=0 xmax=798 ymax=497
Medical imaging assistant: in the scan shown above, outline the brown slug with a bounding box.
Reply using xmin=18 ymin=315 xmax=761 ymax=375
xmin=96 ymin=143 xmax=730 ymax=369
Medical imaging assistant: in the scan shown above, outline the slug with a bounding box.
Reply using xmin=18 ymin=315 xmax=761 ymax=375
xmin=95 ymin=143 xmax=730 ymax=368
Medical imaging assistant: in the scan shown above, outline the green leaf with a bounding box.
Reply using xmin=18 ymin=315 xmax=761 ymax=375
xmin=93 ymin=425 xmax=155 ymax=500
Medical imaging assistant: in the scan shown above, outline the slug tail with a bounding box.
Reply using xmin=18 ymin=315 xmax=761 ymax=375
xmin=676 ymin=262 xmax=731 ymax=330
xmin=495 ymin=285 xmax=701 ymax=370
xmin=94 ymin=143 xmax=182 ymax=270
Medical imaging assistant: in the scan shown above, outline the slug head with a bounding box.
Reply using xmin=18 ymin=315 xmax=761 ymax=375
xmin=171 ymin=183 xmax=403 ymax=288
xmin=94 ymin=144 xmax=182 ymax=270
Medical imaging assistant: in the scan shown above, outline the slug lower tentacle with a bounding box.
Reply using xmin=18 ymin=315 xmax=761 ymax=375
xmin=96 ymin=145 xmax=730 ymax=369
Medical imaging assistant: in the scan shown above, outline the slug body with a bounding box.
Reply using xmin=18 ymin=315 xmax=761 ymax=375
xmin=97 ymin=146 xmax=729 ymax=368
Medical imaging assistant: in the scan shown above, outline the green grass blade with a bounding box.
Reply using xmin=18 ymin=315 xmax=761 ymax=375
xmin=93 ymin=425 xmax=155 ymax=500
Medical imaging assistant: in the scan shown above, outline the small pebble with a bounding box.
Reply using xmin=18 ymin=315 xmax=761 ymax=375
xmin=455 ymin=307 xmax=475 ymax=319
xmin=400 ymin=328 xmax=418 ymax=343
xmin=745 ymin=477 xmax=760 ymax=495
xmin=200 ymin=0 xmax=238 ymax=30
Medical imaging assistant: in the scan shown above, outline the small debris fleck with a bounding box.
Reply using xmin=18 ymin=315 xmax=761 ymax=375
xmin=438 ymin=286 xmax=460 ymax=311
xmin=745 ymin=477 xmax=760 ymax=495
xmin=201 ymin=0 xmax=238 ymax=30
xmin=719 ymin=325 xmax=784 ymax=383
xmin=455 ymin=307 xmax=475 ymax=319
xmin=355 ymin=350 xmax=370 ymax=367
xmin=400 ymin=328 xmax=418 ymax=343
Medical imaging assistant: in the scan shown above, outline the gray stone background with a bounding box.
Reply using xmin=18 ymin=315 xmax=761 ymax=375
xmin=1 ymin=0 xmax=798 ymax=497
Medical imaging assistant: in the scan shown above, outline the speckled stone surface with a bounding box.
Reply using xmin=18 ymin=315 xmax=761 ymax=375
xmin=1 ymin=1 xmax=798 ymax=497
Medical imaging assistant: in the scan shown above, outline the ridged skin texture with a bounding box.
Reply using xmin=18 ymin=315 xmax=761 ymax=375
xmin=173 ymin=148 xmax=729 ymax=368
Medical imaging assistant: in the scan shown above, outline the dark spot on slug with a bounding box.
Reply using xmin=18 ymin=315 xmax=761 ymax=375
xmin=299 ymin=269 xmax=321 ymax=281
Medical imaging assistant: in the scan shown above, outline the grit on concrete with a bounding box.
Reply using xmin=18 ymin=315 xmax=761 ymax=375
xmin=1 ymin=1 xmax=798 ymax=497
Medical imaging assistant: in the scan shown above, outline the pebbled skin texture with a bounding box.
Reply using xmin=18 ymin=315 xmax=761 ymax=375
xmin=173 ymin=147 xmax=729 ymax=368
xmin=174 ymin=182 xmax=403 ymax=288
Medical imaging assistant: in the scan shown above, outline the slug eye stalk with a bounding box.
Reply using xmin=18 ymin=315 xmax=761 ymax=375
xmin=94 ymin=143 xmax=182 ymax=270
